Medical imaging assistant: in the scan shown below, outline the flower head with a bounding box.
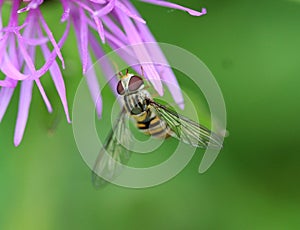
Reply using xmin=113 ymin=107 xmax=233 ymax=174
xmin=0 ymin=0 xmax=206 ymax=146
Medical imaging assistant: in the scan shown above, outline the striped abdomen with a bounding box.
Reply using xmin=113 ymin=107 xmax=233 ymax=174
xmin=123 ymin=91 xmax=170 ymax=138
xmin=133 ymin=109 xmax=171 ymax=139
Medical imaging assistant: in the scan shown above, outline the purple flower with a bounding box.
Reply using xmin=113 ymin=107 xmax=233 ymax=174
xmin=0 ymin=0 xmax=206 ymax=146
xmin=0 ymin=0 xmax=70 ymax=146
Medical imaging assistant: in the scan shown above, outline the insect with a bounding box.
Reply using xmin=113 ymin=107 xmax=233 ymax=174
xmin=92 ymin=70 xmax=222 ymax=188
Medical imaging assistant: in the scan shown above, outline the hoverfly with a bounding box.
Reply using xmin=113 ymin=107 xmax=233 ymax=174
xmin=92 ymin=70 xmax=222 ymax=188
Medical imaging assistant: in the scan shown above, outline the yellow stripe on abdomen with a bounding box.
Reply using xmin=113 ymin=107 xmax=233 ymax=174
xmin=147 ymin=116 xmax=170 ymax=139
xmin=133 ymin=109 xmax=170 ymax=139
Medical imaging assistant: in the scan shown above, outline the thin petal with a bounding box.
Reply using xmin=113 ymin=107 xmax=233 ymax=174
xmin=10 ymin=0 xmax=20 ymax=25
xmin=0 ymin=6 xmax=3 ymax=38
xmin=72 ymin=15 xmax=102 ymax=117
xmin=38 ymin=27 xmax=71 ymax=122
xmin=13 ymin=23 xmax=35 ymax=145
xmin=85 ymin=16 xmax=126 ymax=47
xmin=116 ymin=9 xmax=163 ymax=95
xmin=35 ymin=79 xmax=53 ymax=113
xmin=140 ymin=0 xmax=207 ymax=16
xmin=0 ymin=79 xmax=16 ymax=87
xmin=0 ymin=87 xmax=15 ymax=122
xmin=21 ymin=36 xmax=49 ymax=46
xmin=72 ymin=0 xmax=94 ymax=14
xmin=71 ymin=10 xmax=88 ymax=73
xmin=38 ymin=9 xmax=65 ymax=68
xmin=85 ymin=53 xmax=103 ymax=118
xmin=89 ymin=32 xmax=118 ymax=97
xmin=105 ymin=30 xmax=126 ymax=48
xmin=1 ymin=23 xmax=27 ymax=33
xmin=124 ymin=0 xmax=184 ymax=108
xmin=17 ymin=0 xmax=44 ymax=13
xmin=93 ymin=15 xmax=105 ymax=43
xmin=80 ymin=8 xmax=88 ymax=72
xmin=60 ymin=0 xmax=70 ymax=22
xmin=36 ymin=20 xmax=70 ymax=77
xmin=92 ymin=0 xmax=116 ymax=17
xmin=1 ymin=54 xmax=29 ymax=80
xmin=102 ymin=15 xmax=128 ymax=43
xmin=14 ymin=80 xmax=33 ymax=146
xmin=115 ymin=1 xmax=146 ymax=24
xmin=89 ymin=0 xmax=106 ymax=3
xmin=24 ymin=29 xmax=53 ymax=113
xmin=15 ymin=31 xmax=36 ymax=73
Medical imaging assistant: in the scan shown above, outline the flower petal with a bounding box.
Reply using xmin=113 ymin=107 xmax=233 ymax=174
xmin=124 ymin=0 xmax=184 ymax=108
xmin=0 ymin=87 xmax=15 ymax=122
xmin=0 ymin=79 xmax=16 ymax=87
xmin=17 ymin=0 xmax=44 ymax=13
xmin=80 ymin=9 xmax=88 ymax=73
xmin=89 ymin=32 xmax=118 ymax=97
xmin=89 ymin=0 xmax=107 ymax=4
xmin=36 ymin=20 xmax=70 ymax=77
xmin=116 ymin=9 xmax=163 ymax=95
xmin=60 ymin=0 xmax=70 ymax=22
xmin=71 ymin=8 xmax=89 ymax=73
xmin=92 ymin=0 xmax=116 ymax=17
xmin=85 ymin=53 xmax=103 ymax=118
xmin=14 ymin=79 xmax=33 ymax=146
xmin=115 ymin=1 xmax=146 ymax=24
xmin=102 ymin=15 xmax=128 ymax=43
xmin=35 ymin=79 xmax=53 ymax=113
xmin=140 ymin=0 xmax=207 ymax=16
xmin=15 ymin=31 xmax=37 ymax=73
xmin=21 ymin=36 xmax=49 ymax=46
xmin=72 ymin=0 xmax=94 ymax=13
xmin=38 ymin=28 xmax=71 ymax=123
xmin=85 ymin=15 xmax=127 ymax=48
xmin=93 ymin=15 xmax=105 ymax=44
xmin=38 ymin=9 xmax=65 ymax=69
xmin=72 ymin=14 xmax=102 ymax=117
xmin=1 ymin=54 xmax=29 ymax=80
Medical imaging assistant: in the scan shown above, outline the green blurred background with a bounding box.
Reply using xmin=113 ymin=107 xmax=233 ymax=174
xmin=1 ymin=0 xmax=300 ymax=229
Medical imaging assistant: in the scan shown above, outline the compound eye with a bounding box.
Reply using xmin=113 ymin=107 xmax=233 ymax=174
xmin=128 ymin=75 xmax=143 ymax=92
xmin=117 ymin=81 xmax=125 ymax=95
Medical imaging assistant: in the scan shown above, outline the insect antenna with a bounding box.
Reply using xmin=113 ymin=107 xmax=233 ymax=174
xmin=110 ymin=59 xmax=124 ymax=79
xmin=141 ymin=65 xmax=144 ymax=77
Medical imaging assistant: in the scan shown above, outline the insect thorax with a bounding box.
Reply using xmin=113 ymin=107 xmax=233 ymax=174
xmin=122 ymin=89 xmax=151 ymax=115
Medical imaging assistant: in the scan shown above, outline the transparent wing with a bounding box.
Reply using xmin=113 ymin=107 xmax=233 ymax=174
xmin=92 ymin=108 xmax=132 ymax=188
xmin=148 ymin=99 xmax=223 ymax=148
